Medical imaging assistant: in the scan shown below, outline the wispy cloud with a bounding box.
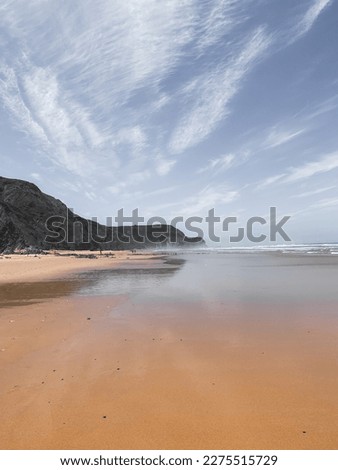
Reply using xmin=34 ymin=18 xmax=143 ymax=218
xmin=286 ymin=152 xmax=338 ymax=182
xmin=169 ymin=27 xmax=271 ymax=154
xmin=107 ymin=170 xmax=151 ymax=195
xmin=262 ymin=127 xmax=306 ymax=150
xmin=155 ymin=157 xmax=176 ymax=176
xmin=196 ymin=0 xmax=251 ymax=52
xmin=114 ymin=126 xmax=148 ymax=160
xmin=0 ymin=61 xmax=111 ymax=177
xmin=257 ymin=173 xmax=288 ymax=189
xmin=143 ymin=185 xmax=178 ymax=199
xmin=0 ymin=0 xmax=251 ymax=186
xmin=293 ymin=0 xmax=332 ymax=41
xmin=168 ymin=0 xmax=334 ymax=156
xmin=0 ymin=0 xmax=197 ymax=108
xmin=181 ymin=187 xmax=239 ymax=214
xmin=303 ymin=94 xmax=338 ymax=121
xmin=151 ymin=185 xmax=239 ymax=216
xmin=312 ymin=196 xmax=338 ymax=209
xmin=115 ymin=184 xmax=179 ymax=206
xmin=178 ymin=186 xmax=239 ymax=215
xmin=30 ymin=172 xmax=42 ymax=182
xmin=197 ymin=154 xmax=235 ymax=174
xmin=259 ymin=151 xmax=338 ymax=187
xmin=0 ymin=62 xmax=50 ymax=145
xmin=292 ymin=185 xmax=335 ymax=198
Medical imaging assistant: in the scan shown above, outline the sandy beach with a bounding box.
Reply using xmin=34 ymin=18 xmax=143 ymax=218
xmin=0 ymin=251 xmax=163 ymax=284
xmin=1 ymin=252 xmax=338 ymax=449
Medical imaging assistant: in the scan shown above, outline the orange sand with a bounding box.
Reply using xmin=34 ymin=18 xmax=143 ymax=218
xmin=1 ymin=292 xmax=338 ymax=449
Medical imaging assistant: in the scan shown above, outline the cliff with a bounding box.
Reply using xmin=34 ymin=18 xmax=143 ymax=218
xmin=0 ymin=177 xmax=204 ymax=253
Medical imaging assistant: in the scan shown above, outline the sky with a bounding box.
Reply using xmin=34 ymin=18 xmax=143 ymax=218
xmin=0 ymin=0 xmax=338 ymax=245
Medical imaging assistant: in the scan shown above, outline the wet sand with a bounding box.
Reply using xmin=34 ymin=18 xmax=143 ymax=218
xmin=0 ymin=253 xmax=338 ymax=449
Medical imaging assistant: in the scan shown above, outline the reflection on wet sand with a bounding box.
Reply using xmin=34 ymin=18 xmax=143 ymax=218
xmin=0 ymin=279 xmax=88 ymax=308
xmin=0 ymin=258 xmax=184 ymax=308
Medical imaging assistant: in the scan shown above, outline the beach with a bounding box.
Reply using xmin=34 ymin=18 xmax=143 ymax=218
xmin=0 ymin=251 xmax=160 ymax=284
xmin=0 ymin=251 xmax=338 ymax=449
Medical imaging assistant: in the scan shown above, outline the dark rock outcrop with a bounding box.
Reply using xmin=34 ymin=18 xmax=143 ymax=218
xmin=0 ymin=177 xmax=205 ymax=253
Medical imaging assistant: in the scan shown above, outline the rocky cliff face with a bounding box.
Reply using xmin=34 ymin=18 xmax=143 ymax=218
xmin=0 ymin=177 xmax=205 ymax=253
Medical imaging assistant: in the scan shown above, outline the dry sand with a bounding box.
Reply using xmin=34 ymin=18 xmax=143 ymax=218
xmin=0 ymin=250 xmax=159 ymax=284
xmin=1 ymin=283 xmax=338 ymax=449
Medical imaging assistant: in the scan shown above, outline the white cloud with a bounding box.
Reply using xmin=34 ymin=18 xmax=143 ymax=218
xmin=108 ymin=170 xmax=151 ymax=195
xmin=155 ymin=158 xmax=176 ymax=176
xmin=30 ymin=172 xmax=41 ymax=181
xmin=0 ymin=0 xmax=199 ymax=109
xmin=117 ymin=184 xmax=179 ymax=205
xmin=197 ymin=154 xmax=235 ymax=174
xmin=180 ymin=186 xmax=238 ymax=214
xmin=166 ymin=0 xmax=332 ymax=157
xmin=312 ymin=197 xmax=338 ymax=209
xmin=262 ymin=127 xmax=305 ymax=150
xmin=0 ymin=0 xmax=252 ymax=186
xmin=0 ymin=62 xmax=50 ymax=145
xmin=286 ymin=152 xmax=338 ymax=182
xmin=292 ymin=185 xmax=335 ymax=198
xmin=0 ymin=60 xmax=113 ymax=177
xmin=196 ymin=0 xmax=250 ymax=52
xmin=151 ymin=185 xmax=239 ymax=216
xmin=145 ymin=185 xmax=178 ymax=198
xmin=293 ymin=0 xmax=332 ymax=40
xmin=257 ymin=173 xmax=287 ymax=189
xmin=24 ymin=67 xmax=85 ymax=141
xmin=114 ymin=126 xmax=148 ymax=159
xmin=259 ymin=152 xmax=338 ymax=188
xmin=169 ymin=27 xmax=271 ymax=154
xmin=304 ymin=94 xmax=338 ymax=121
xmin=84 ymin=191 xmax=96 ymax=201
xmin=151 ymin=93 xmax=171 ymax=112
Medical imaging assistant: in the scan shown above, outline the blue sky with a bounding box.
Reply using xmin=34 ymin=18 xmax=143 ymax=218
xmin=0 ymin=0 xmax=338 ymax=244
